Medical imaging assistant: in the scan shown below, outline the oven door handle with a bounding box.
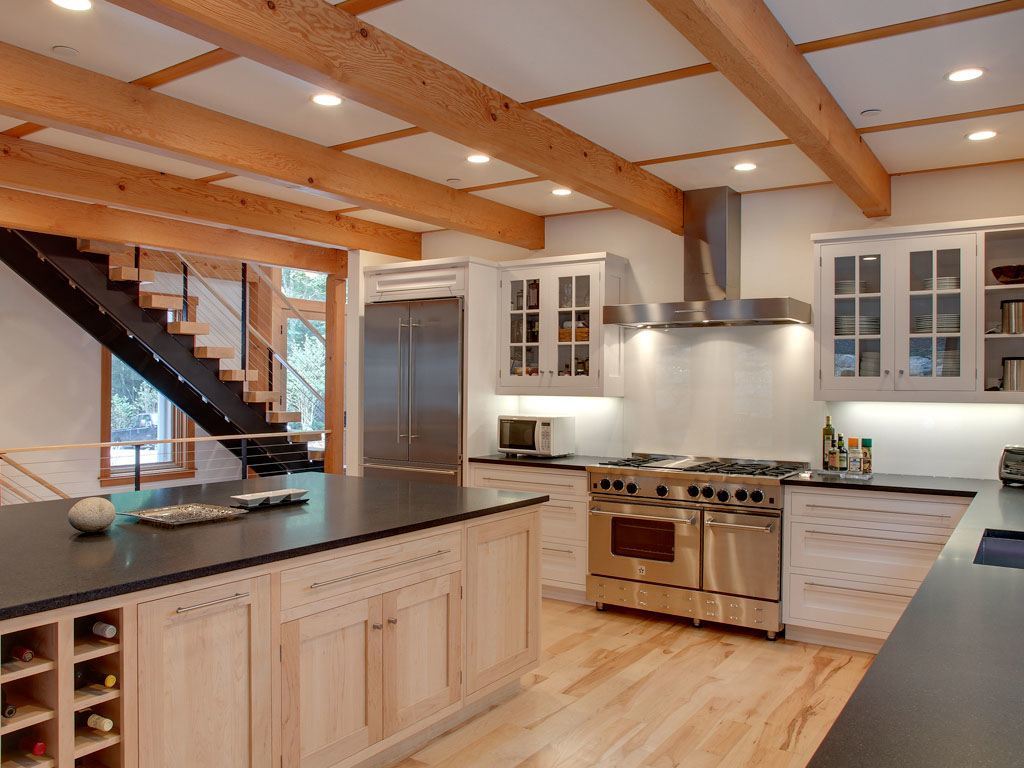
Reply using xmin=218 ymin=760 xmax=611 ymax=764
xmin=589 ymin=508 xmax=697 ymax=526
xmin=706 ymin=518 xmax=774 ymax=533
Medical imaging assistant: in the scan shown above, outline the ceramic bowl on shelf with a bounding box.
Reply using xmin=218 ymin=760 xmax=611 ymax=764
xmin=992 ymin=265 xmax=1024 ymax=285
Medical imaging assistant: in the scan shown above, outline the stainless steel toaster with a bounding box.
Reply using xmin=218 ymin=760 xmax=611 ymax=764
xmin=999 ymin=446 xmax=1024 ymax=485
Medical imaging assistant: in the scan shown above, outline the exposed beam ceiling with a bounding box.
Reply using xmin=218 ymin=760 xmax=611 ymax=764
xmin=0 ymin=42 xmax=543 ymax=249
xmin=645 ymin=0 xmax=891 ymax=217
xmin=0 ymin=187 xmax=346 ymax=273
xmin=0 ymin=135 xmax=421 ymax=259
xmin=110 ymin=0 xmax=686 ymax=234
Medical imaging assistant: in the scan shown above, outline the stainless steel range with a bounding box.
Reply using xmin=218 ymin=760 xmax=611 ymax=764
xmin=586 ymin=454 xmax=806 ymax=639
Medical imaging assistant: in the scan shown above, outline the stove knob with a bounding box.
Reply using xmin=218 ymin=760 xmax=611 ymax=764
xmin=599 ymin=478 xmax=611 ymax=491
xmin=733 ymin=488 xmax=748 ymax=502
xmin=626 ymin=482 xmax=639 ymax=495
xmin=750 ymin=489 xmax=765 ymax=503
xmin=716 ymin=489 xmax=730 ymax=503
xmin=656 ymin=484 xmax=669 ymax=497
xmin=701 ymin=485 xmax=715 ymax=499
xmin=687 ymin=485 xmax=701 ymax=498
xmin=612 ymin=479 xmax=624 ymax=491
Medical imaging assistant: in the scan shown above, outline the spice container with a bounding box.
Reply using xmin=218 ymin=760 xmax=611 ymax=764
xmin=1002 ymin=299 xmax=1024 ymax=334
xmin=860 ymin=438 xmax=873 ymax=478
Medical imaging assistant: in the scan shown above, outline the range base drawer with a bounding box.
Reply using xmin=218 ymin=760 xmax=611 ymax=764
xmin=787 ymin=573 xmax=915 ymax=635
xmin=586 ymin=575 xmax=782 ymax=633
xmin=539 ymin=499 xmax=588 ymax=542
xmin=540 ymin=541 xmax=586 ymax=587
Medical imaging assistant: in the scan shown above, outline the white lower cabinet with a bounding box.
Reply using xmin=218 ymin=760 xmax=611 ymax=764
xmin=783 ymin=487 xmax=969 ymax=647
xmin=469 ymin=462 xmax=589 ymax=595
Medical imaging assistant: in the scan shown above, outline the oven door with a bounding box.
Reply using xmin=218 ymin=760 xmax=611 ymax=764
xmin=589 ymin=498 xmax=701 ymax=589
xmin=703 ymin=509 xmax=781 ymax=600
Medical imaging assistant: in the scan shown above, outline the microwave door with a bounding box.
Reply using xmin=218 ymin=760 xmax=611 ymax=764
xmin=363 ymin=301 xmax=410 ymax=463
xmin=408 ymin=298 xmax=463 ymax=467
xmin=502 ymin=419 xmax=536 ymax=452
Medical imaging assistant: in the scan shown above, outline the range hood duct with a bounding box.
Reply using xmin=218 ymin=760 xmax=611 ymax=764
xmin=603 ymin=186 xmax=812 ymax=328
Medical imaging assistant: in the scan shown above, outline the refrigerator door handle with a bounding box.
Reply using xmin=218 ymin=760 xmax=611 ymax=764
xmin=397 ymin=320 xmax=408 ymax=442
xmin=408 ymin=320 xmax=420 ymax=441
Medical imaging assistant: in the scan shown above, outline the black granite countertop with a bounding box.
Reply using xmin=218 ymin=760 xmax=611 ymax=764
xmin=783 ymin=470 xmax=979 ymax=498
xmin=0 ymin=472 xmax=547 ymax=621
xmin=468 ymin=454 xmax=617 ymax=471
xmin=806 ymin=475 xmax=1024 ymax=767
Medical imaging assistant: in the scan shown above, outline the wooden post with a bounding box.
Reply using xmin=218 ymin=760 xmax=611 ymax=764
xmin=324 ymin=273 xmax=347 ymax=474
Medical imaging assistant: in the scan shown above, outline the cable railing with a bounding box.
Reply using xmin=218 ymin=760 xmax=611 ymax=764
xmin=0 ymin=430 xmax=331 ymax=506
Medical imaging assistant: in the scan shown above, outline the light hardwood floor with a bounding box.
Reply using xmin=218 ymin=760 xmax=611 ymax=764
xmin=394 ymin=599 xmax=873 ymax=768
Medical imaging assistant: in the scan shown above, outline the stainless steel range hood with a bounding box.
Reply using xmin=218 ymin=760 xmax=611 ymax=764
xmin=603 ymin=187 xmax=812 ymax=328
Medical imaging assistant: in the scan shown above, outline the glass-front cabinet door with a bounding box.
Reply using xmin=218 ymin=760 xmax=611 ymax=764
xmin=819 ymin=242 xmax=894 ymax=392
xmin=893 ymin=234 xmax=976 ymax=391
xmin=549 ymin=266 xmax=600 ymax=390
xmin=503 ymin=270 xmax=544 ymax=386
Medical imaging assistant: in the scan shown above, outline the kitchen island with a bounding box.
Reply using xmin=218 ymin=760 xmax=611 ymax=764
xmin=0 ymin=472 xmax=547 ymax=768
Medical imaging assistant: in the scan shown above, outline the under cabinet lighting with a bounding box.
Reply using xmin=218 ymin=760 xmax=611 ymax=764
xmin=51 ymin=0 xmax=91 ymax=9
xmin=967 ymin=130 xmax=997 ymax=141
xmin=733 ymin=162 xmax=757 ymax=172
xmin=311 ymin=93 xmax=342 ymax=107
xmin=466 ymin=154 xmax=490 ymax=164
xmin=551 ymin=188 xmax=572 ymax=196
xmin=947 ymin=68 xmax=984 ymax=83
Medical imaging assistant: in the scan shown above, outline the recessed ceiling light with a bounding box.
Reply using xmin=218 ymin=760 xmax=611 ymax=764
xmin=733 ymin=162 xmax=757 ymax=172
xmin=311 ymin=93 xmax=342 ymax=107
xmin=551 ymin=187 xmax=572 ymax=196
xmin=967 ymin=130 xmax=997 ymax=141
xmin=947 ymin=68 xmax=984 ymax=83
xmin=860 ymin=108 xmax=882 ymax=117
xmin=50 ymin=0 xmax=92 ymax=9
xmin=466 ymin=154 xmax=490 ymax=164
xmin=50 ymin=45 xmax=80 ymax=58
xmin=445 ymin=178 xmax=461 ymax=185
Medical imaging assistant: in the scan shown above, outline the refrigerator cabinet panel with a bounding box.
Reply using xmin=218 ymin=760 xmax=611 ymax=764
xmin=409 ymin=298 xmax=463 ymax=467
xmin=363 ymin=301 xmax=410 ymax=463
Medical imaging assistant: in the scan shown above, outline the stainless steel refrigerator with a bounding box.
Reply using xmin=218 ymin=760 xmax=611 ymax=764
xmin=362 ymin=298 xmax=463 ymax=485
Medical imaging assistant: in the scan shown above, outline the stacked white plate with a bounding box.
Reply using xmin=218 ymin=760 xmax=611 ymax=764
xmin=859 ymin=350 xmax=881 ymax=376
xmin=936 ymin=349 xmax=960 ymax=376
xmin=911 ymin=314 xmax=960 ymax=333
xmin=835 ymin=316 xmax=857 ymax=335
xmin=835 ymin=280 xmax=869 ymax=294
xmin=923 ymin=276 xmax=960 ymax=291
xmin=859 ymin=317 xmax=881 ymax=335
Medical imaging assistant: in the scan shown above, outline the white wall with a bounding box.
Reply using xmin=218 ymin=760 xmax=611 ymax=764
xmin=421 ymin=162 xmax=1024 ymax=477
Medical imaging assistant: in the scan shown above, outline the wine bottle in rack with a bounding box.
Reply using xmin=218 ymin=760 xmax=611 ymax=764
xmin=91 ymin=621 xmax=118 ymax=639
xmin=18 ymin=737 xmax=47 ymax=756
xmin=2 ymin=689 xmax=17 ymax=718
xmin=74 ymin=665 xmax=118 ymax=689
xmin=76 ymin=709 xmax=115 ymax=733
xmin=9 ymin=644 xmax=35 ymax=662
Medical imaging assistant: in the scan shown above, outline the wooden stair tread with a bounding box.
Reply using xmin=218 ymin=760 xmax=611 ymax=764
xmin=243 ymin=390 xmax=280 ymax=403
xmin=194 ymin=346 xmax=234 ymax=359
xmin=139 ymin=292 xmax=198 ymax=311
xmin=220 ymin=369 xmax=259 ymax=382
xmin=266 ymin=411 xmax=301 ymax=424
xmin=167 ymin=321 xmax=210 ymax=336
xmin=108 ymin=266 xmax=155 ymax=283
xmin=308 ymin=450 xmax=325 ymax=461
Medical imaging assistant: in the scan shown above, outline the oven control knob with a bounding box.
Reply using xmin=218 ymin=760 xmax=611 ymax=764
xmin=599 ymin=478 xmax=611 ymax=491
xmin=687 ymin=485 xmax=701 ymax=498
xmin=612 ymin=479 xmax=624 ymax=491
xmin=626 ymin=482 xmax=639 ymax=495
xmin=750 ymin=489 xmax=765 ymax=503
xmin=716 ymin=489 xmax=730 ymax=503
xmin=701 ymin=485 xmax=715 ymax=499
xmin=656 ymin=484 xmax=669 ymax=497
xmin=734 ymin=488 xmax=748 ymax=502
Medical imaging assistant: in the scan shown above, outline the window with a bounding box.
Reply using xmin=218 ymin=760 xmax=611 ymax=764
xmin=100 ymin=351 xmax=195 ymax=485
xmin=279 ymin=268 xmax=329 ymax=435
xmin=281 ymin=269 xmax=327 ymax=302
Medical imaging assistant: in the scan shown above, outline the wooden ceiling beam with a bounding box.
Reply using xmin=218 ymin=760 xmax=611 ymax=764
xmin=0 ymin=134 xmax=422 ymax=259
xmin=0 ymin=42 xmax=543 ymax=248
xmin=645 ymin=0 xmax=891 ymax=217
xmin=0 ymin=187 xmax=346 ymax=273
xmin=110 ymin=0 xmax=685 ymax=234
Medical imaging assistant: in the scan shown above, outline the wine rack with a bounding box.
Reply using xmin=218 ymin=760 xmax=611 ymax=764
xmin=1 ymin=608 xmax=128 ymax=768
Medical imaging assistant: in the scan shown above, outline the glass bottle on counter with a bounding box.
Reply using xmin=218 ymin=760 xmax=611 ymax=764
xmin=848 ymin=437 xmax=863 ymax=475
xmin=836 ymin=434 xmax=849 ymax=474
xmin=821 ymin=415 xmax=835 ymax=470
xmin=827 ymin=437 xmax=839 ymax=472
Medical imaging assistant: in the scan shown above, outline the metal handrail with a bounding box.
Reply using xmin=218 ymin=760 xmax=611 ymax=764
xmin=0 ymin=430 xmax=330 ymax=455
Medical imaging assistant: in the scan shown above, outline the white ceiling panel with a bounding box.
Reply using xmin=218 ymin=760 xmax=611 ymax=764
xmin=0 ymin=115 xmax=24 ymax=132
xmin=343 ymin=210 xmax=442 ymax=233
xmin=354 ymin=0 xmax=707 ymax=102
xmin=155 ymin=57 xmax=412 ymax=146
xmin=211 ymin=176 xmax=357 ymax=211
xmin=809 ymin=11 xmax=1024 ymax=127
xmin=765 ymin=0 xmax=984 ymax=44
xmin=346 ymin=133 xmax=533 ymax=188
xmin=0 ymin=0 xmax=214 ymax=81
xmin=648 ymin=144 xmax=828 ymax=192
xmin=472 ymin=181 xmax=609 ymax=216
xmin=538 ymin=74 xmax=784 ymax=161
xmin=865 ymin=112 xmax=1024 ymax=173
xmin=25 ymin=128 xmax=219 ymax=179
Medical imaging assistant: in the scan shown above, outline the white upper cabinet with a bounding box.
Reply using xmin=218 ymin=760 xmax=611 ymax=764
xmin=498 ymin=253 xmax=625 ymax=397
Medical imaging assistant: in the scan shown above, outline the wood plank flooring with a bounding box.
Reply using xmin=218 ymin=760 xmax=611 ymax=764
xmin=395 ymin=599 xmax=873 ymax=768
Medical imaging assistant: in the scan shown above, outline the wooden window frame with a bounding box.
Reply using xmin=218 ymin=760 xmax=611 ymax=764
xmin=99 ymin=349 xmax=196 ymax=486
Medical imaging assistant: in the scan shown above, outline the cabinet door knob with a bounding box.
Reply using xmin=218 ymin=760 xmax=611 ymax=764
xmin=899 ymin=369 xmax=905 ymax=376
xmin=372 ymin=622 xmax=383 ymax=630
xmin=884 ymin=369 xmax=890 ymax=375
xmin=387 ymin=617 xmax=398 ymax=625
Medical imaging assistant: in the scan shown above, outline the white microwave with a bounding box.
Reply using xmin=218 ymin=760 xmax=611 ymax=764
xmin=498 ymin=415 xmax=575 ymax=457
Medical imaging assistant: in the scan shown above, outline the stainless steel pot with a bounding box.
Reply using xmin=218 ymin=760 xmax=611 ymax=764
xmin=1001 ymin=300 xmax=1024 ymax=334
xmin=1003 ymin=357 xmax=1024 ymax=391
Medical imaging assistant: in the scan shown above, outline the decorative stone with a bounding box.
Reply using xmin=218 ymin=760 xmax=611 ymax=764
xmin=68 ymin=497 xmax=116 ymax=534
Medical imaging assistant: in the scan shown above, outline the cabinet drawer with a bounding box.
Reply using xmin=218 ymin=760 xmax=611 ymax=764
xmin=540 ymin=541 xmax=587 ymax=587
xmin=788 ymin=489 xmax=968 ymax=532
xmin=469 ymin=465 xmax=587 ymax=499
xmin=790 ymin=522 xmax=945 ymax=582
xmin=281 ymin=530 xmax=462 ymax=610
xmin=540 ymin=499 xmax=588 ymax=542
xmin=787 ymin=573 xmax=915 ymax=635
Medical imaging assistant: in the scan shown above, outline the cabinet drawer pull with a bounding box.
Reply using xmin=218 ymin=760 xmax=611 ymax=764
xmin=175 ymin=592 xmax=249 ymax=614
xmin=804 ymin=529 xmax=941 ymax=548
xmin=707 ymin=519 xmax=773 ymax=533
xmin=804 ymin=503 xmax=944 ymax=519
xmin=387 ymin=617 xmax=398 ymax=625
xmin=542 ymin=546 xmax=575 ymax=556
xmin=310 ymin=549 xmax=452 ymax=589
xmin=805 ymin=582 xmax=910 ymax=600
xmin=543 ymin=503 xmax=576 ymax=512
xmin=372 ymin=622 xmax=383 ymax=630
